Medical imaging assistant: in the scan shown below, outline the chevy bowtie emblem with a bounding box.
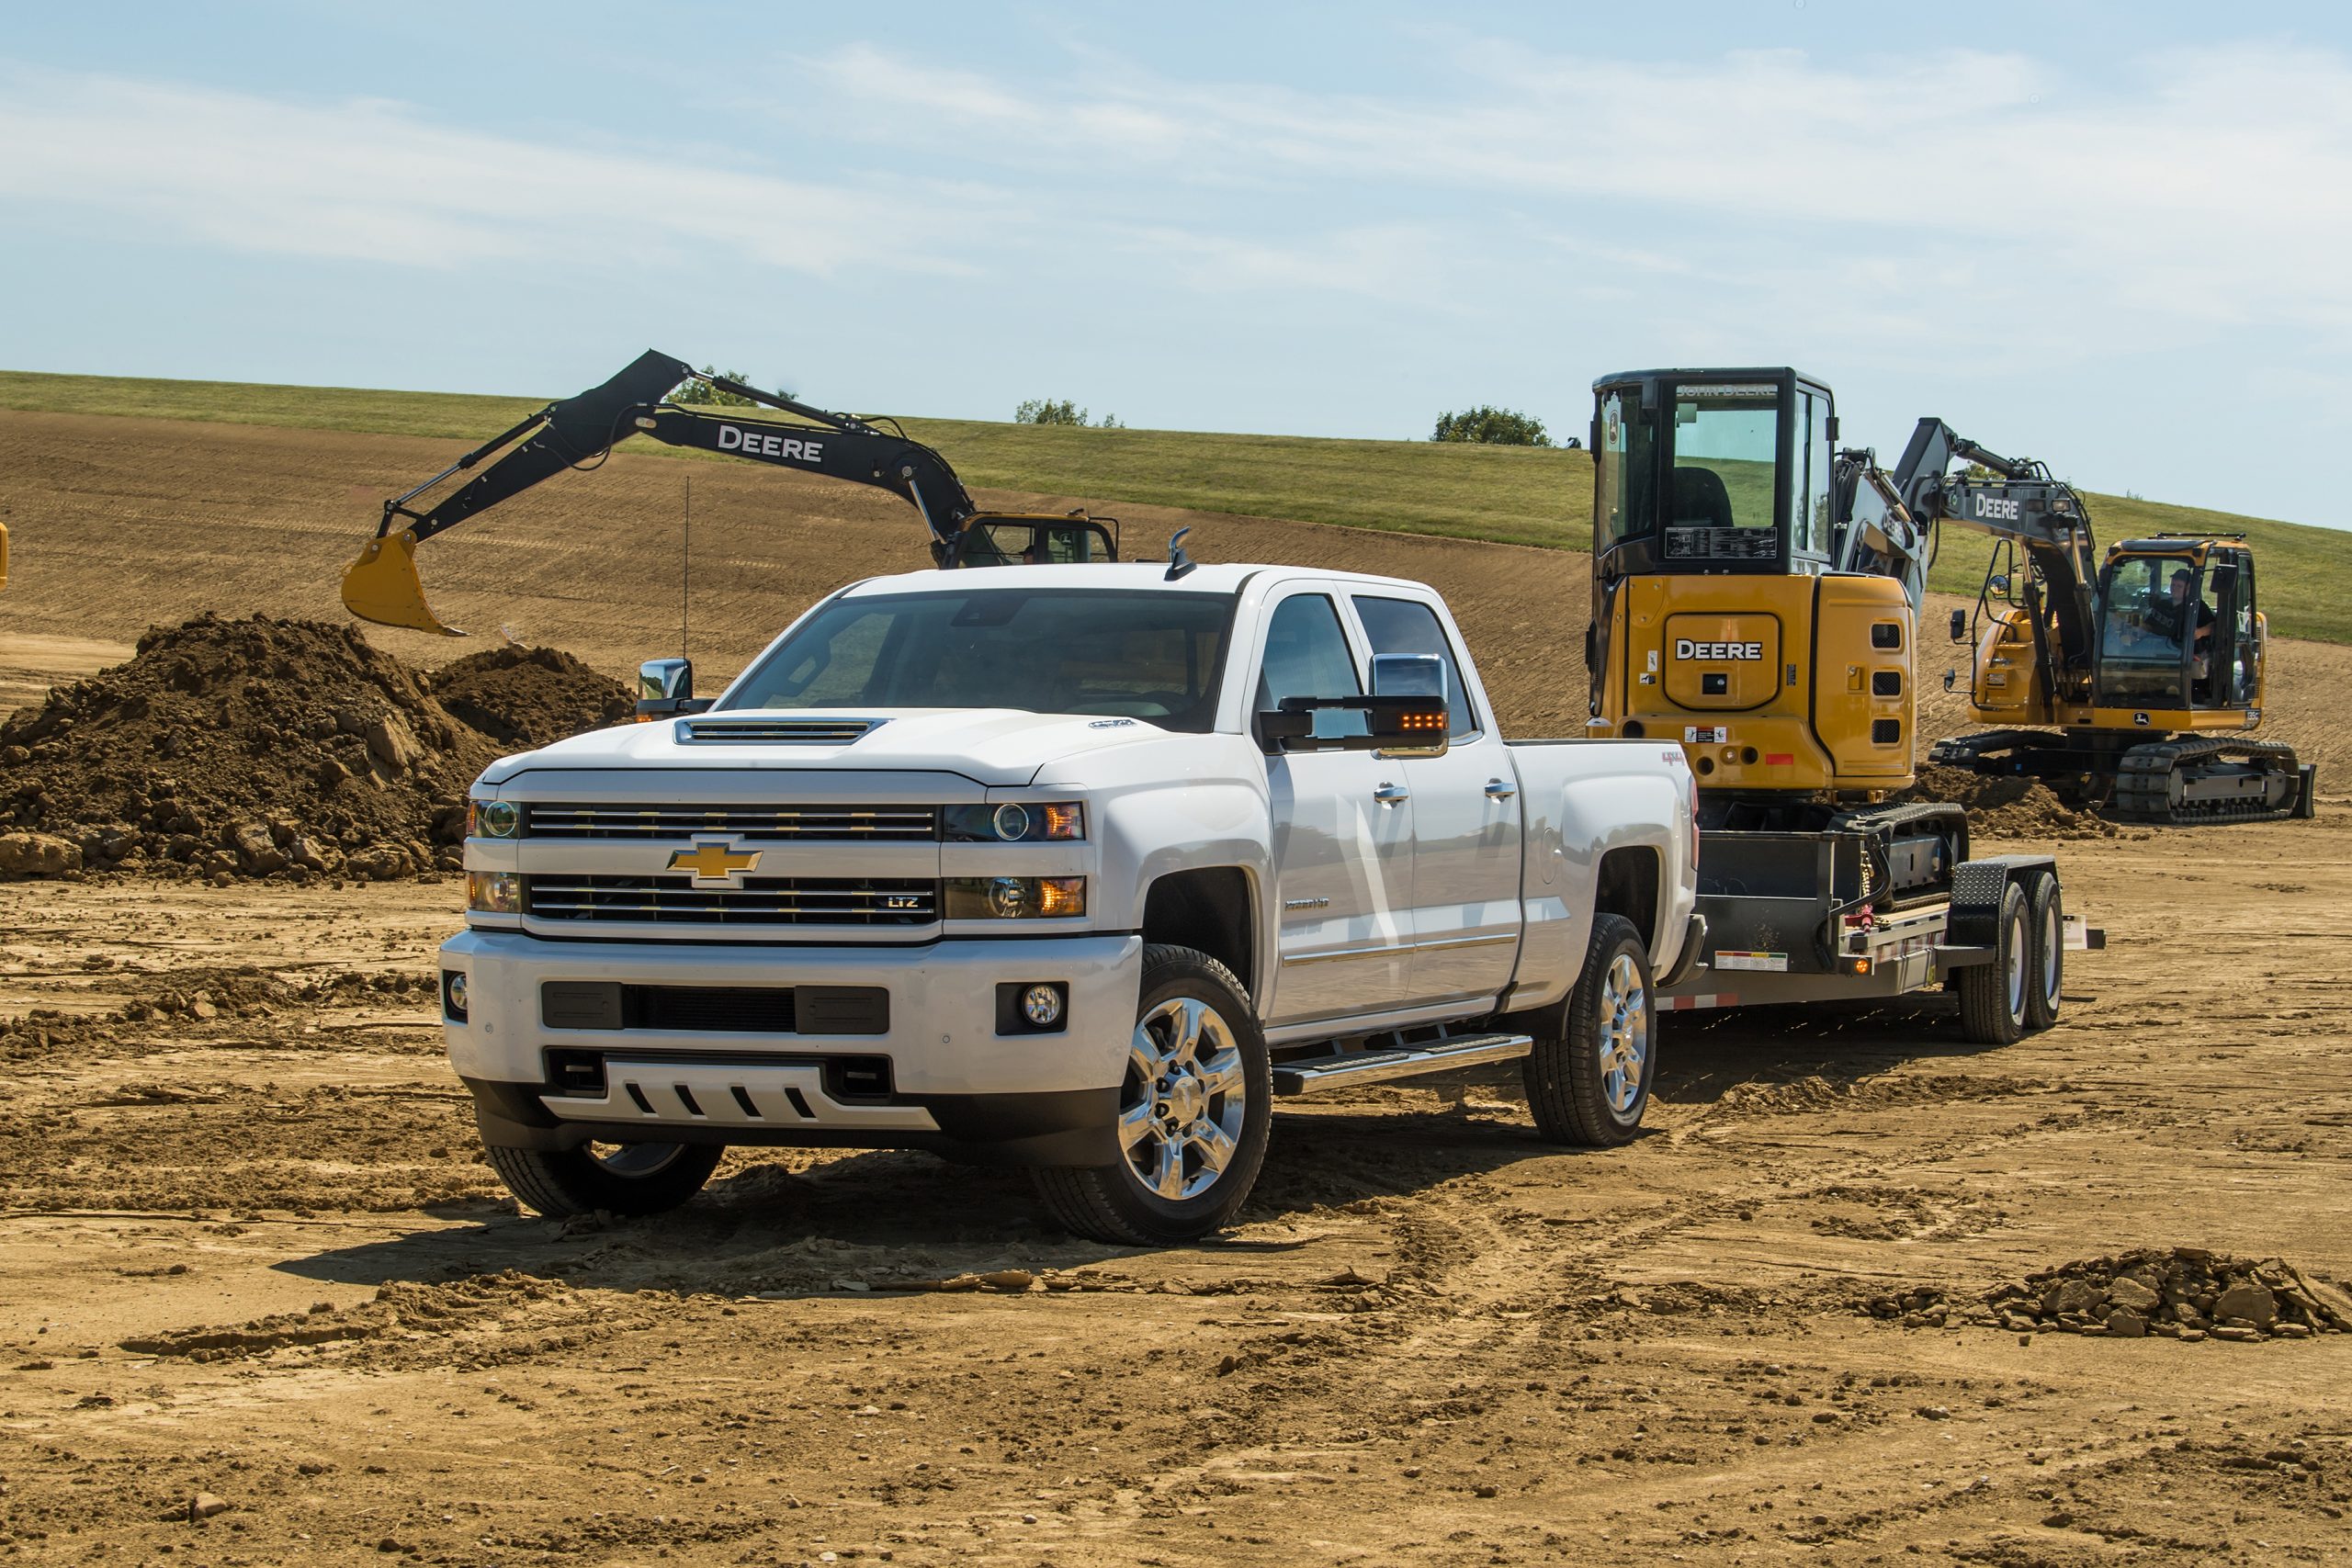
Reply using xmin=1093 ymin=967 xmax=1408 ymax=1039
xmin=668 ymin=840 xmax=762 ymax=885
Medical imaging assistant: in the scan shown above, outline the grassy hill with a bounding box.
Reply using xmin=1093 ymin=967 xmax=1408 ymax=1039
xmin=6 ymin=367 xmax=2347 ymax=641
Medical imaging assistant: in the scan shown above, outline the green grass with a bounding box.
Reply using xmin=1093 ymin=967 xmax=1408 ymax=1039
xmin=6 ymin=367 xmax=2348 ymax=640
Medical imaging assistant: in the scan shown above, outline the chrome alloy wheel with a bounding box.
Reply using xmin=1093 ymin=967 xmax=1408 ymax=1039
xmin=1597 ymin=952 xmax=1649 ymax=1115
xmin=1120 ymin=997 xmax=1248 ymax=1201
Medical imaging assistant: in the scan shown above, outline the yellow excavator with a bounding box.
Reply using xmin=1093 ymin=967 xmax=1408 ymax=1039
xmin=1891 ymin=421 xmax=2314 ymax=824
xmin=1584 ymin=367 xmax=2094 ymax=1045
xmin=339 ymin=350 xmax=1118 ymax=635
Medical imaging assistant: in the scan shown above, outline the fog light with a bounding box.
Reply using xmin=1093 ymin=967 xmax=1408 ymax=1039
xmin=444 ymin=970 xmax=469 ymax=1019
xmin=1021 ymin=984 xmax=1064 ymax=1027
xmin=467 ymin=870 xmax=522 ymax=914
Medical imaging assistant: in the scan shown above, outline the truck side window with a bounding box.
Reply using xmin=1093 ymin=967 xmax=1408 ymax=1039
xmin=1257 ymin=594 xmax=1363 ymax=740
xmin=1351 ymin=595 xmax=1479 ymax=740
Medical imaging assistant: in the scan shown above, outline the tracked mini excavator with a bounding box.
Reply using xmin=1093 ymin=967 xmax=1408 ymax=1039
xmin=1891 ymin=421 xmax=2315 ymax=825
xmin=339 ymin=350 xmax=1118 ymax=636
xmin=1586 ymin=367 xmax=2091 ymax=1043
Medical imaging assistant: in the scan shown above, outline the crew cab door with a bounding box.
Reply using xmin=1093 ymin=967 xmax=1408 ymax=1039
xmin=1255 ymin=590 xmax=1416 ymax=1023
xmin=1348 ymin=592 xmax=1523 ymax=1004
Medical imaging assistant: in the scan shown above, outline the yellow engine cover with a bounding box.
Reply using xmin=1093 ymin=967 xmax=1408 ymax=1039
xmin=1603 ymin=573 xmax=1916 ymax=793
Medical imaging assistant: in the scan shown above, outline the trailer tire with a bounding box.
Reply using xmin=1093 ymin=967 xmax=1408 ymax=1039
xmin=1033 ymin=944 xmax=1272 ymax=1246
xmin=483 ymin=1141 xmax=724 ymax=1220
xmin=1958 ymin=881 xmax=2031 ymax=1046
xmin=2023 ymin=871 xmax=2063 ymax=1032
xmin=1523 ymin=914 xmax=1655 ymax=1146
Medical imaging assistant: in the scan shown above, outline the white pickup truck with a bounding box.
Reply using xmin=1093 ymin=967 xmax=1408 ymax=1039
xmin=442 ymin=562 xmax=1699 ymax=1243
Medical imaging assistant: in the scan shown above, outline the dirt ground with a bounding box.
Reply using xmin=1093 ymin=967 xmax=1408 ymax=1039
xmin=5 ymin=411 xmax=2352 ymax=1564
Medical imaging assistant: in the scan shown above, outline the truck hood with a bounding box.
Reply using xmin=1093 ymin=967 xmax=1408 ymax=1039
xmin=477 ymin=708 xmax=1174 ymax=788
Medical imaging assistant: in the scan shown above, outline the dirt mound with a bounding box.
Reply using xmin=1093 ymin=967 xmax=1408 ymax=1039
xmin=425 ymin=645 xmax=632 ymax=750
xmin=0 ymin=613 xmax=502 ymax=881
xmin=1894 ymin=763 xmax=2119 ymax=840
xmin=1867 ymin=1247 xmax=2352 ymax=1340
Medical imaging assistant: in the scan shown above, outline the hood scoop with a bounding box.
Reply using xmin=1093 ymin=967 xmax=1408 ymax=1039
xmin=676 ymin=716 xmax=886 ymax=745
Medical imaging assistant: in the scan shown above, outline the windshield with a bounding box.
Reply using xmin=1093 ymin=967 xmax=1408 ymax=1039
xmin=1666 ymin=383 xmax=1780 ymax=561
xmin=720 ymin=588 xmax=1236 ymax=731
xmin=2098 ymin=556 xmax=2200 ymax=701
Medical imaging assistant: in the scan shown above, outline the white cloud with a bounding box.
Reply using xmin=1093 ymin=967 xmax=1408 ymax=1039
xmin=0 ymin=67 xmax=1005 ymax=276
xmin=790 ymin=35 xmax=2352 ymax=353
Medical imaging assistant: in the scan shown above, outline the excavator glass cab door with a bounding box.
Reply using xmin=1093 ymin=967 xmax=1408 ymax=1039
xmin=2204 ymin=548 xmax=2257 ymax=709
xmin=2093 ymin=552 xmax=2203 ymax=707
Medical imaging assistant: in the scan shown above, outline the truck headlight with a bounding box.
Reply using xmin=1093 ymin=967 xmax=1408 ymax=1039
xmin=945 ymin=876 xmax=1086 ymax=919
xmin=468 ymin=871 xmax=523 ymax=914
xmin=468 ymin=798 xmax=522 ymax=839
xmin=943 ymin=802 xmax=1084 ymax=842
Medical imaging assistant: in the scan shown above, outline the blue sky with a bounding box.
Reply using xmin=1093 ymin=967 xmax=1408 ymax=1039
xmin=6 ymin=2 xmax=2351 ymax=527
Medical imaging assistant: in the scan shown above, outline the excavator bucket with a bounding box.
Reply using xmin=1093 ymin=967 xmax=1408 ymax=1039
xmin=340 ymin=529 xmax=464 ymax=637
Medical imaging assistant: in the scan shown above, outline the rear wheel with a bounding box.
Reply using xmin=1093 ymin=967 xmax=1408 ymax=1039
xmin=1033 ymin=944 xmax=1272 ymax=1246
xmin=484 ymin=1141 xmax=724 ymax=1219
xmin=1958 ymin=881 xmax=2031 ymax=1046
xmin=1523 ymin=913 xmax=1655 ymax=1146
xmin=2023 ymin=871 xmax=2064 ymax=1032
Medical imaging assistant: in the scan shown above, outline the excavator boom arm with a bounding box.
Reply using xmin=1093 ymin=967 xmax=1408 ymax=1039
xmin=343 ymin=350 xmax=986 ymax=635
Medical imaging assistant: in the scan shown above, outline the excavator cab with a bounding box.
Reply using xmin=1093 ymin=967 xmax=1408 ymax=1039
xmin=1589 ymin=367 xmax=1917 ymax=796
xmin=2093 ymin=538 xmax=2262 ymax=715
xmin=947 ymin=514 xmax=1120 ymax=568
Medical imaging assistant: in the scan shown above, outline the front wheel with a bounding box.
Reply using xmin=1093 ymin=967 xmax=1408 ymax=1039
xmin=484 ymin=1141 xmax=724 ymax=1219
xmin=1523 ymin=912 xmax=1656 ymax=1146
xmin=1033 ymin=944 xmax=1272 ymax=1246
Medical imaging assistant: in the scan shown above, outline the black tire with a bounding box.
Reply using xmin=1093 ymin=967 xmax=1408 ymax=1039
xmin=1033 ymin=944 xmax=1272 ymax=1246
xmin=1958 ymin=881 xmax=2031 ymax=1046
xmin=1522 ymin=913 xmax=1655 ymax=1146
xmin=2023 ymin=871 xmax=2063 ymax=1032
xmin=484 ymin=1140 xmax=724 ymax=1219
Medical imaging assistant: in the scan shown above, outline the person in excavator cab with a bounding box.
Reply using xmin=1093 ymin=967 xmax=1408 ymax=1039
xmin=2145 ymin=567 xmax=2216 ymax=691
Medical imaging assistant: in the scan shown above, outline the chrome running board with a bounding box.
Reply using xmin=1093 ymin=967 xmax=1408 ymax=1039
xmin=1271 ymin=1032 xmax=1533 ymax=1098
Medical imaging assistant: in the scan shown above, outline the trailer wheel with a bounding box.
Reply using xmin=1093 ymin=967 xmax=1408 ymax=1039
xmin=1958 ymin=881 xmax=2031 ymax=1046
xmin=483 ymin=1141 xmax=724 ymax=1219
xmin=1523 ymin=914 xmax=1655 ymax=1146
xmin=2023 ymin=871 xmax=2063 ymax=1032
xmin=1033 ymin=944 xmax=1272 ymax=1246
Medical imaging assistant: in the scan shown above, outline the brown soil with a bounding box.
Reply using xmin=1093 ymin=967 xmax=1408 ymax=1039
xmin=3 ymin=409 xmax=2352 ymax=1562
xmin=1894 ymin=762 xmax=2121 ymax=840
xmin=424 ymin=645 xmax=633 ymax=751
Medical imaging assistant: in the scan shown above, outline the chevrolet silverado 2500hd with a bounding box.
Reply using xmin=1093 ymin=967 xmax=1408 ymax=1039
xmin=443 ymin=563 xmax=1700 ymax=1243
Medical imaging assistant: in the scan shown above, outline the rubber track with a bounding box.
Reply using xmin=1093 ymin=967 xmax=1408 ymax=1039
xmin=1926 ymin=729 xmax=2063 ymax=772
xmin=2110 ymin=737 xmax=2304 ymax=825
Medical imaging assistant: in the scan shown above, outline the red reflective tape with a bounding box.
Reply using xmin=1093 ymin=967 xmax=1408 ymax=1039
xmin=1764 ymin=752 xmax=1794 ymax=765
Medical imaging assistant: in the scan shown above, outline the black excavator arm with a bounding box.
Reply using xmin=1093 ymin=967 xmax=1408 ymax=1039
xmin=343 ymin=350 xmax=1023 ymax=635
xmin=1889 ymin=417 xmax=2100 ymax=696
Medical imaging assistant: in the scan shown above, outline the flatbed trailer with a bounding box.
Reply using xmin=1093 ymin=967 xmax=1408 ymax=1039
xmin=1656 ymin=840 xmax=2103 ymax=1041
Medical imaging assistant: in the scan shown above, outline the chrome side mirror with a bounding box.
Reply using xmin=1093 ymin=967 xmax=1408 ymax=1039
xmin=637 ymin=658 xmax=707 ymax=718
xmin=1371 ymin=654 xmax=1449 ymax=758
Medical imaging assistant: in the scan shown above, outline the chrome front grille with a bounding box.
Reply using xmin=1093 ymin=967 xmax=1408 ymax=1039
xmin=526 ymin=804 xmax=939 ymax=840
xmin=525 ymin=875 xmax=938 ymax=925
xmin=678 ymin=716 xmax=882 ymax=744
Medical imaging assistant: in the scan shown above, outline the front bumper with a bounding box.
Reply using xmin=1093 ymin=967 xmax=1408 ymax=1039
xmin=442 ymin=929 xmax=1141 ymax=1164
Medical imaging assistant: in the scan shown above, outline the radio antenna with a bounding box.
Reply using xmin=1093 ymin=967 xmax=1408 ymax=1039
xmin=681 ymin=476 xmax=691 ymax=659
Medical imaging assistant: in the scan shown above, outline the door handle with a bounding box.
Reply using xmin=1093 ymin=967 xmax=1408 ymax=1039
xmin=1484 ymin=778 xmax=1518 ymax=800
xmin=1373 ymin=783 xmax=1410 ymax=805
